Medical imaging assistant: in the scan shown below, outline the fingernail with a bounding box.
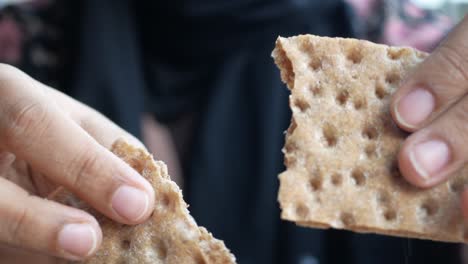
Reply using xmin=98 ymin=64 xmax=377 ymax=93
xmin=410 ymin=140 xmax=450 ymax=179
xmin=58 ymin=223 xmax=97 ymax=258
xmin=395 ymin=89 xmax=434 ymax=128
xmin=111 ymin=185 xmax=149 ymax=222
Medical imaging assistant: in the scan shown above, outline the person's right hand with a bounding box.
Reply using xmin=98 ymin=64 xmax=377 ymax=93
xmin=390 ymin=16 xmax=468 ymax=218
xmin=0 ymin=64 xmax=155 ymax=261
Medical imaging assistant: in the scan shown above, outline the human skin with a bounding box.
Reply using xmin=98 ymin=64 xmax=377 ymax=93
xmin=390 ymin=16 xmax=468 ymax=218
xmin=0 ymin=64 xmax=155 ymax=261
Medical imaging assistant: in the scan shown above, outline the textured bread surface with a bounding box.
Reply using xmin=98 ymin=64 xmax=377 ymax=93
xmin=53 ymin=139 xmax=236 ymax=263
xmin=273 ymin=35 xmax=468 ymax=243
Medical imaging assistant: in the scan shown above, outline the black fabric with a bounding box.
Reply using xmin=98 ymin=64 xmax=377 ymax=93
xmin=65 ymin=0 xmax=146 ymax=137
xmin=136 ymin=0 xmax=353 ymax=123
xmin=60 ymin=0 xmax=461 ymax=263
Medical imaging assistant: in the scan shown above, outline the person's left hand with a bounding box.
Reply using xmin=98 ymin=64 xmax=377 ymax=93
xmin=0 ymin=64 xmax=155 ymax=262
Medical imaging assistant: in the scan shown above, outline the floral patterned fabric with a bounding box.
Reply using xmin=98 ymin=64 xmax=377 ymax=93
xmin=346 ymin=0 xmax=453 ymax=51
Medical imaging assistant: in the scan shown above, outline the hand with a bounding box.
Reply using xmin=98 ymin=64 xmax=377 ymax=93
xmin=390 ymin=16 xmax=468 ymax=215
xmin=0 ymin=64 xmax=155 ymax=260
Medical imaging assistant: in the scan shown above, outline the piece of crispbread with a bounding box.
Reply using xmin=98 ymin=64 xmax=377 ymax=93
xmin=273 ymin=35 xmax=468 ymax=243
xmin=52 ymin=139 xmax=236 ymax=263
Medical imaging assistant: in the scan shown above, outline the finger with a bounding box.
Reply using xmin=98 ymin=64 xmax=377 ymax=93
xmin=398 ymin=93 xmax=468 ymax=187
xmin=0 ymin=244 xmax=60 ymax=264
xmin=0 ymin=178 xmax=101 ymax=260
xmin=0 ymin=64 xmax=154 ymax=224
xmin=391 ymin=16 xmax=468 ymax=131
xmin=0 ymin=151 xmax=15 ymax=174
xmin=43 ymin=86 xmax=144 ymax=150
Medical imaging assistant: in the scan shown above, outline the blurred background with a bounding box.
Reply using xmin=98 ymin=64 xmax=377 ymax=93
xmin=414 ymin=0 xmax=468 ymax=20
xmin=0 ymin=0 xmax=466 ymax=263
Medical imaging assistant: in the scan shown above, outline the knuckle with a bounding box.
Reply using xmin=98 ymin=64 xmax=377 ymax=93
xmin=437 ymin=44 xmax=468 ymax=83
xmin=6 ymin=205 xmax=29 ymax=245
xmin=4 ymin=100 xmax=51 ymax=146
xmin=68 ymin=144 xmax=102 ymax=190
xmin=449 ymin=102 xmax=468 ymax=140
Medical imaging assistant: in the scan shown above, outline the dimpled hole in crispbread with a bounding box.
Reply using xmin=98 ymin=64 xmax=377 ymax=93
xmin=449 ymin=178 xmax=465 ymax=193
xmin=309 ymin=177 xmax=323 ymax=191
xmin=322 ymin=123 xmax=338 ymax=147
xmin=296 ymin=203 xmax=310 ymax=219
xmin=387 ymin=48 xmax=407 ymax=60
xmin=364 ymin=143 xmax=378 ymax=158
xmin=362 ymin=125 xmax=378 ymax=140
xmin=420 ymin=198 xmax=439 ymax=218
xmin=351 ymin=168 xmax=366 ymax=186
xmin=331 ymin=173 xmax=343 ymax=186
xmin=353 ymin=96 xmax=367 ymax=110
xmin=340 ymin=212 xmax=356 ymax=227
xmin=385 ymin=71 xmax=400 ymax=86
xmin=336 ymin=90 xmax=350 ymax=105
xmin=152 ymin=237 xmax=168 ymax=259
xmin=294 ymin=98 xmax=310 ymax=112
xmin=375 ymin=81 xmax=388 ymax=100
xmin=377 ymin=190 xmax=390 ymax=205
xmin=121 ymin=239 xmax=131 ymax=250
xmin=383 ymin=209 xmax=397 ymax=221
xmin=347 ymin=47 xmax=363 ymax=64
xmin=309 ymin=84 xmax=322 ymax=96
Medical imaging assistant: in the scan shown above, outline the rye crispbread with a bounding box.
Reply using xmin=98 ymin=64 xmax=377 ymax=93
xmin=53 ymin=139 xmax=236 ymax=263
xmin=273 ymin=35 xmax=468 ymax=242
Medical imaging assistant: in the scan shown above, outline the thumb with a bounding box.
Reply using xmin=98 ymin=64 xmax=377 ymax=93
xmin=391 ymin=15 xmax=468 ymax=131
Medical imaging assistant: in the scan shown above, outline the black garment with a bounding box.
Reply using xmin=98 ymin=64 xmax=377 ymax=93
xmin=58 ymin=0 xmax=461 ymax=263
xmin=136 ymin=0 xmax=353 ymax=123
xmin=62 ymin=0 xmax=147 ymax=138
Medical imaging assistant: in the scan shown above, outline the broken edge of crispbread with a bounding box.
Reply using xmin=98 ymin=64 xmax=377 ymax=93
xmin=273 ymin=34 xmax=468 ymax=243
xmin=52 ymin=139 xmax=236 ymax=263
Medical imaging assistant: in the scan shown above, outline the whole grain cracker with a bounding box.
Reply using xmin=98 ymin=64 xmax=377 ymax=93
xmin=273 ymin=34 xmax=468 ymax=243
xmin=52 ymin=139 xmax=236 ymax=263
